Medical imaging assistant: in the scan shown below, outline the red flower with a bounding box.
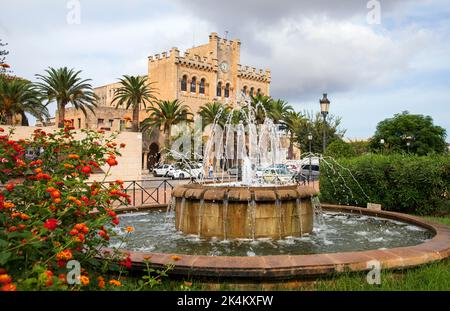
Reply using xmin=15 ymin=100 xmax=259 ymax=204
xmin=112 ymin=217 xmax=119 ymax=225
xmin=81 ymin=166 xmax=92 ymax=174
xmin=5 ymin=183 xmax=14 ymax=192
xmin=1 ymin=284 xmax=16 ymax=291
xmin=44 ymin=218 xmax=58 ymax=231
xmin=50 ymin=190 xmax=61 ymax=198
xmin=106 ymin=157 xmax=118 ymax=166
xmin=119 ymin=255 xmax=132 ymax=269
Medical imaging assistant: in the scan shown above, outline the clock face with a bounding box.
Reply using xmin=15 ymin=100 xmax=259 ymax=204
xmin=220 ymin=61 xmax=229 ymax=73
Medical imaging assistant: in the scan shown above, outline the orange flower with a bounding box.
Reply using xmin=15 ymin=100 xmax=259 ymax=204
xmin=171 ymin=255 xmax=182 ymax=261
xmin=56 ymin=249 xmax=73 ymax=261
xmin=34 ymin=167 xmax=42 ymax=174
xmin=20 ymin=214 xmax=30 ymax=220
xmin=53 ymin=198 xmax=62 ymax=204
xmin=1 ymin=283 xmax=16 ymax=291
xmin=64 ymin=163 xmax=74 ymax=169
xmin=109 ymin=279 xmax=121 ymax=287
xmin=3 ymin=202 xmax=15 ymax=209
xmin=68 ymin=154 xmax=80 ymax=159
xmin=126 ymin=226 xmax=134 ymax=233
xmin=97 ymin=276 xmax=105 ymax=289
xmin=0 ymin=274 xmax=12 ymax=284
xmin=80 ymin=275 xmax=89 ymax=286
xmin=184 ymin=281 xmax=193 ymax=287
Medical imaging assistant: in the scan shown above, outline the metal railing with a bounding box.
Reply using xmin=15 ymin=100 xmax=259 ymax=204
xmin=92 ymin=179 xmax=175 ymax=208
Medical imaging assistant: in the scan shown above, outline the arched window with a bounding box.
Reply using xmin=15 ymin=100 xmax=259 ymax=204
xmin=224 ymin=83 xmax=230 ymax=98
xmin=181 ymin=75 xmax=187 ymax=92
xmin=216 ymin=82 xmax=222 ymax=97
xmin=250 ymin=87 xmax=254 ymax=96
xmin=199 ymin=78 xmax=205 ymax=94
xmin=257 ymin=88 xmax=261 ymax=95
xmin=190 ymin=77 xmax=197 ymax=93
xmin=242 ymin=86 xmax=247 ymax=95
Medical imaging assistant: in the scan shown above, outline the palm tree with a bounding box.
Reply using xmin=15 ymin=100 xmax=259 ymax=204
xmin=284 ymin=111 xmax=306 ymax=159
xmin=112 ymin=75 xmax=157 ymax=132
xmin=250 ymin=93 xmax=273 ymax=124
xmin=0 ymin=76 xmax=49 ymax=125
xmin=35 ymin=67 xmax=97 ymax=128
xmin=269 ymin=99 xmax=293 ymax=125
xmin=141 ymin=99 xmax=193 ymax=150
xmin=198 ymin=102 xmax=230 ymax=129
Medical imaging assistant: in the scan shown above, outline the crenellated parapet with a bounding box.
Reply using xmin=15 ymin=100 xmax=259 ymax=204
xmin=148 ymin=47 xmax=215 ymax=72
xmin=238 ymin=65 xmax=271 ymax=82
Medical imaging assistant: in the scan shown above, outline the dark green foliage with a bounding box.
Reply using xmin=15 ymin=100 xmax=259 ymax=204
xmin=324 ymin=140 xmax=356 ymax=158
xmin=320 ymin=154 xmax=450 ymax=215
xmin=370 ymin=111 xmax=447 ymax=155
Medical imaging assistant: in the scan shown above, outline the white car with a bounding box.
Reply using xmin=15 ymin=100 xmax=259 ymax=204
xmin=153 ymin=164 xmax=175 ymax=177
xmin=172 ymin=166 xmax=204 ymax=180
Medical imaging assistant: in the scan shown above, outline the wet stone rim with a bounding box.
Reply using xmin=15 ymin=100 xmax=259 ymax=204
xmin=102 ymin=204 xmax=450 ymax=279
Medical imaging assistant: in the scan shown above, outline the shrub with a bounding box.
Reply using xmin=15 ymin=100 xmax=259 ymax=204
xmin=320 ymin=154 xmax=450 ymax=215
xmin=324 ymin=140 xmax=356 ymax=158
xmin=0 ymin=126 xmax=132 ymax=290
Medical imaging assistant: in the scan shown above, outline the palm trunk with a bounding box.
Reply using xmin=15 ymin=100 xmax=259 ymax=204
xmin=166 ymin=124 xmax=172 ymax=151
xmin=132 ymin=102 xmax=139 ymax=132
xmin=288 ymin=132 xmax=294 ymax=159
xmin=57 ymin=103 xmax=66 ymax=128
xmin=5 ymin=112 xmax=14 ymax=125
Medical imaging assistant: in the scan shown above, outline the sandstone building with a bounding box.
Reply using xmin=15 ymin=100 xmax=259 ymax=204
xmin=63 ymin=32 xmax=273 ymax=170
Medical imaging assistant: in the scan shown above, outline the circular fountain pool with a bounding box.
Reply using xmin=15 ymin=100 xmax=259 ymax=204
xmin=110 ymin=209 xmax=433 ymax=256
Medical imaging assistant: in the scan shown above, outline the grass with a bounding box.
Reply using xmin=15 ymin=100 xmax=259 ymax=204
xmin=112 ymin=217 xmax=450 ymax=291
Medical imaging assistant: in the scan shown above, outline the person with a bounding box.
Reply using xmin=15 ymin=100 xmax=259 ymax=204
xmin=208 ymin=164 xmax=213 ymax=178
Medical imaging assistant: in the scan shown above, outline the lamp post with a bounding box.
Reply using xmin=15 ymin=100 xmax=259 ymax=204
xmin=402 ymin=135 xmax=414 ymax=154
xmin=320 ymin=93 xmax=330 ymax=154
xmin=380 ymin=138 xmax=385 ymax=154
xmin=307 ymin=133 xmax=313 ymax=183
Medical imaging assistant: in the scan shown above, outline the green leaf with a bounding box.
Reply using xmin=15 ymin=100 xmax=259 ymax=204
xmin=0 ymin=251 xmax=12 ymax=265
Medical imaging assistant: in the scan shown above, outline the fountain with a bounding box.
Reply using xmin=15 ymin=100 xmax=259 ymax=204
xmin=171 ymin=94 xmax=316 ymax=239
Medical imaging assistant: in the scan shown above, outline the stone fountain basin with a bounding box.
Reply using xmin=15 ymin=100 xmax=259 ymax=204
xmin=101 ymin=204 xmax=450 ymax=280
xmin=171 ymin=183 xmax=317 ymax=239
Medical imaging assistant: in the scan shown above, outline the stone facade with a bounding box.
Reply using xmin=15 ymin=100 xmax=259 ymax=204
xmin=62 ymin=32 xmax=275 ymax=170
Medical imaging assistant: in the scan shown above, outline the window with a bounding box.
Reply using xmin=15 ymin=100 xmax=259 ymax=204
xmin=242 ymin=86 xmax=247 ymax=95
xmin=216 ymin=82 xmax=222 ymax=97
xmin=181 ymin=75 xmax=187 ymax=92
xmin=250 ymin=87 xmax=254 ymax=96
xmin=97 ymin=119 xmax=104 ymax=126
xmin=120 ymin=119 xmax=126 ymax=131
xmin=190 ymin=77 xmax=196 ymax=93
xmin=224 ymin=83 xmax=230 ymax=98
xmin=257 ymin=88 xmax=261 ymax=95
xmin=199 ymin=78 xmax=205 ymax=94
xmin=77 ymin=118 xmax=81 ymax=128
xmin=109 ymin=119 xmax=114 ymax=128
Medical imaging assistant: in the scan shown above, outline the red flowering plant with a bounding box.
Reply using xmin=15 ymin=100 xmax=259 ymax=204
xmin=0 ymin=125 xmax=132 ymax=290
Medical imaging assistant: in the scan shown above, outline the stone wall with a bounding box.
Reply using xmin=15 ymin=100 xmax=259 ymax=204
xmin=3 ymin=126 xmax=142 ymax=181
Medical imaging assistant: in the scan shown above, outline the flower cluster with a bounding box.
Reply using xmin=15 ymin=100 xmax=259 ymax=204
xmin=0 ymin=126 xmax=131 ymax=290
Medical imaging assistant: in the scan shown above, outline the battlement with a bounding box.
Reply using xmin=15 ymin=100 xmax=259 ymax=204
xmin=238 ymin=65 xmax=271 ymax=82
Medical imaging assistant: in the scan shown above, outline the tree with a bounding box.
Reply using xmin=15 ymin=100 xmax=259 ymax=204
xmin=284 ymin=111 xmax=306 ymax=159
xmin=0 ymin=39 xmax=10 ymax=74
xmin=250 ymin=93 xmax=273 ymax=124
xmin=293 ymin=111 xmax=346 ymax=154
xmin=112 ymin=75 xmax=157 ymax=132
xmin=269 ymin=99 xmax=293 ymax=125
xmin=370 ymin=111 xmax=447 ymax=155
xmin=141 ymin=99 xmax=192 ymax=151
xmin=0 ymin=76 xmax=49 ymax=125
xmin=35 ymin=67 xmax=97 ymax=128
xmin=198 ymin=101 xmax=230 ymax=129
xmin=324 ymin=140 xmax=356 ymax=158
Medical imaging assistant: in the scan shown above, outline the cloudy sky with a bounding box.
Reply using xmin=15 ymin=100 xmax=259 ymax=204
xmin=1 ymin=0 xmax=449 ymax=140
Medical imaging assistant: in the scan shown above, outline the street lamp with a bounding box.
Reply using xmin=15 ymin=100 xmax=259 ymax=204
xmin=402 ymin=135 xmax=414 ymax=154
xmin=307 ymin=133 xmax=313 ymax=183
xmin=320 ymin=93 xmax=330 ymax=154
xmin=380 ymin=138 xmax=385 ymax=154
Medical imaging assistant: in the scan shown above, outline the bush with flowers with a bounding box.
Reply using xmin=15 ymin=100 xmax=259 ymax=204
xmin=0 ymin=125 xmax=136 ymax=290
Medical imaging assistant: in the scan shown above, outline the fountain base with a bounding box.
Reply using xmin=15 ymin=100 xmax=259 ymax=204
xmin=172 ymin=184 xmax=317 ymax=239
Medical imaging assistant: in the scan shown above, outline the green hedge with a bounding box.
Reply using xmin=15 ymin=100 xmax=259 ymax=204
xmin=319 ymin=154 xmax=450 ymax=215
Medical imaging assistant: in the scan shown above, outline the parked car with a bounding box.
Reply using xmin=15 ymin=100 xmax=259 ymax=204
xmin=293 ymin=164 xmax=320 ymax=183
xmin=260 ymin=167 xmax=293 ymax=184
xmin=172 ymin=165 xmax=204 ymax=180
xmin=153 ymin=164 xmax=175 ymax=177
xmin=227 ymin=166 xmax=242 ymax=176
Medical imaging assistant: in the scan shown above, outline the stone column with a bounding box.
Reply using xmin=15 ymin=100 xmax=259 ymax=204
xmin=143 ymin=152 xmax=149 ymax=173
